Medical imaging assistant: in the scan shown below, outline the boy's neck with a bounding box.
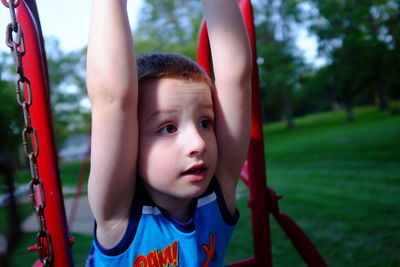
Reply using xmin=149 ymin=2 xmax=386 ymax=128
xmin=168 ymin=201 xmax=194 ymax=223
xmin=157 ymin=196 xmax=194 ymax=223
xmin=143 ymin=184 xmax=194 ymax=223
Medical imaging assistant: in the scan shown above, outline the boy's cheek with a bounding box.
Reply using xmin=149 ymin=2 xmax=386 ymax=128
xmin=139 ymin=140 xmax=177 ymax=165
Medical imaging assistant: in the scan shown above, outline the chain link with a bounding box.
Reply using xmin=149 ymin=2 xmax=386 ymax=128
xmin=3 ymin=0 xmax=53 ymax=265
xmin=1 ymin=0 xmax=20 ymax=7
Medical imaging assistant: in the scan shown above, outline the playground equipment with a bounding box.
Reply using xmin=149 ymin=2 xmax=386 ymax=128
xmin=2 ymin=0 xmax=73 ymax=265
xmin=1 ymin=0 xmax=326 ymax=266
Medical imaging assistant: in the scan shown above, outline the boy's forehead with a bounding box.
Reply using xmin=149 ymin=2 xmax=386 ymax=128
xmin=139 ymin=77 xmax=214 ymax=115
xmin=140 ymin=77 xmax=212 ymax=91
xmin=139 ymin=78 xmax=212 ymax=102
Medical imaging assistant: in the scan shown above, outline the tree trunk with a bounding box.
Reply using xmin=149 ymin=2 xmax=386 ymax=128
xmin=344 ymin=102 xmax=354 ymax=122
xmin=377 ymin=82 xmax=390 ymax=111
xmin=284 ymin=96 xmax=294 ymax=129
xmin=332 ymin=101 xmax=341 ymax=113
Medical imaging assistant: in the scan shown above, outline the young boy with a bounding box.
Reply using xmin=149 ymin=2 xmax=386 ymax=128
xmin=86 ymin=0 xmax=251 ymax=266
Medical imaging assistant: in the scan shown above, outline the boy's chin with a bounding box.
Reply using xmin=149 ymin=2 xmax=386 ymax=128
xmin=185 ymin=183 xmax=210 ymax=198
xmin=173 ymin=184 xmax=208 ymax=200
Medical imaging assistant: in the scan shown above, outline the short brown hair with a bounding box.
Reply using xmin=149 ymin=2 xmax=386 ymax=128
xmin=137 ymin=53 xmax=213 ymax=89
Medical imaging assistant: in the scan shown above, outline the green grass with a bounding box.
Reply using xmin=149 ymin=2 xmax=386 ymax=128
xmin=226 ymin=103 xmax=400 ymax=266
xmin=14 ymin=160 xmax=89 ymax=186
xmin=4 ymin=233 xmax=92 ymax=266
xmin=2 ymin=104 xmax=399 ymax=266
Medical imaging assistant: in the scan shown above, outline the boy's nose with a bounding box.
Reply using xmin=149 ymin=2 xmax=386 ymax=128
xmin=185 ymin=127 xmax=206 ymax=157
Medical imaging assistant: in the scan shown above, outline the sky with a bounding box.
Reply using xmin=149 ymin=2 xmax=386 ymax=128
xmin=0 ymin=0 xmax=322 ymax=65
xmin=0 ymin=0 xmax=141 ymax=53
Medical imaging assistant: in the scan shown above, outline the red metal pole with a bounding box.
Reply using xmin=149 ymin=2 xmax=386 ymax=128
xmin=17 ymin=1 xmax=73 ymax=266
xmin=197 ymin=21 xmax=211 ymax=76
xmin=238 ymin=0 xmax=272 ymax=265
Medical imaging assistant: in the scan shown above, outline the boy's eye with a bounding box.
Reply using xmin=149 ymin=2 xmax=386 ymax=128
xmin=158 ymin=124 xmax=177 ymax=134
xmin=199 ymin=118 xmax=213 ymax=129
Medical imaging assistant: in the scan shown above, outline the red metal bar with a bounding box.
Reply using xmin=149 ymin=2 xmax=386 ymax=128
xmin=17 ymin=1 xmax=73 ymax=266
xmin=274 ymin=212 xmax=327 ymax=267
xmin=197 ymin=0 xmax=272 ymax=265
xmin=237 ymin=0 xmax=272 ymax=265
xmin=267 ymin=187 xmax=327 ymax=267
xmin=197 ymin=21 xmax=211 ymax=76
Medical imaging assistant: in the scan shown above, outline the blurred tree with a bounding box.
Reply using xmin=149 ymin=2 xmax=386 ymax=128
xmin=253 ymin=0 xmax=306 ymax=128
xmin=0 ymin=52 xmax=23 ymax=166
xmin=0 ymin=56 xmax=23 ymax=165
xmin=135 ymin=0 xmax=203 ymax=59
xmin=0 ymin=40 xmax=89 ymax=164
xmin=298 ymin=0 xmax=400 ymax=121
xmin=383 ymin=1 xmax=400 ymax=100
xmin=45 ymin=38 xmax=90 ymax=148
xmin=294 ymin=65 xmax=337 ymax=117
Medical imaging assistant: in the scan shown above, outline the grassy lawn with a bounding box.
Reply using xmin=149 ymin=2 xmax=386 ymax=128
xmin=14 ymin=160 xmax=89 ymax=187
xmin=226 ymin=104 xmax=400 ymax=266
xmin=1 ymin=104 xmax=399 ymax=266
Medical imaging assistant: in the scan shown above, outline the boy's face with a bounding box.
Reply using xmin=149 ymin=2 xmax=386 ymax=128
xmin=138 ymin=77 xmax=217 ymax=206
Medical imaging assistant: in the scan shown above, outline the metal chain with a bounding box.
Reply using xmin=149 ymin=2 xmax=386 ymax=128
xmin=1 ymin=0 xmax=19 ymax=7
xmin=3 ymin=0 xmax=53 ymax=265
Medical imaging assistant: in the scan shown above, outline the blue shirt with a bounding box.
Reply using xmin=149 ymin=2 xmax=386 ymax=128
xmin=87 ymin=178 xmax=239 ymax=267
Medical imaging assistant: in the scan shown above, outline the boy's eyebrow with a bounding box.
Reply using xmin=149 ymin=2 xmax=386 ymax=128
xmin=145 ymin=104 xmax=214 ymax=122
xmin=146 ymin=108 xmax=180 ymax=122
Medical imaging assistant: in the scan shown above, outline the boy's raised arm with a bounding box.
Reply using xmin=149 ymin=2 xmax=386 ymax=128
xmin=87 ymin=0 xmax=138 ymax=248
xmin=201 ymin=0 xmax=252 ymax=212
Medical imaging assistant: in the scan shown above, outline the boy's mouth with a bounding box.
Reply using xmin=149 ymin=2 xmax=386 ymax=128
xmin=181 ymin=164 xmax=207 ymax=176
